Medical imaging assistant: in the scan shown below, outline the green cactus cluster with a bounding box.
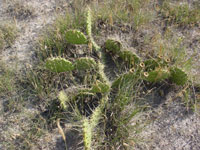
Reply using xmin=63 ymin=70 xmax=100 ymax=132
xmin=104 ymin=38 xmax=188 ymax=85
xmin=105 ymin=39 xmax=141 ymax=67
xmin=45 ymin=57 xmax=97 ymax=73
xmin=142 ymin=59 xmax=188 ymax=84
xmin=52 ymin=8 xmax=110 ymax=150
xmin=45 ymin=7 xmax=189 ymax=150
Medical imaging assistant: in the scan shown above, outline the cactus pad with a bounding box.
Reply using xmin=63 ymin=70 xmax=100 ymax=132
xmin=119 ymin=50 xmax=140 ymax=65
xmin=105 ymin=39 xmax=122 ymax=54
xmin=144 ymin=59 xmax=159 ymax=71
xmin=45 ymin=57 xmax=74 ymax=73
xmin=143 ymin=68 xmax=169 ymax=82
xmin=66 ymin=30 xmax=88 ymax=44
xmin=74 ymin=57 xmax=97 ymax=70
xmin=169 ymin=67 xmax=188 ymax=85
xmin=90 ymin=81 xmax=110 ymax=93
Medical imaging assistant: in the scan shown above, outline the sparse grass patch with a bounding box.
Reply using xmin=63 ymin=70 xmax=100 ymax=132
xmin=3 ymin=113 xmax=47 ymax=150
xmin=150 ymin=28 xmax=194 ymax=80
xmin=6 ymin=0 xmax=35 ymax=20
xmin=26 ymin=67 xmax=56 ymax=99
xmin=90 ymin=0 xmax=153 ymax=29
xmin=0 ymin=22 xmax=18 ymax=51
xmin=160 ymin=1 xmax=200 ymax=27
xmin=103 ymin=78 xmax=145 ymax=149
xmin=0 ymin=62 xmax=17 ymax=96
xmin=0 ymin=65 xmax=52 ymax=149
xmin=38 ymin=9 xmax=86 ymax=59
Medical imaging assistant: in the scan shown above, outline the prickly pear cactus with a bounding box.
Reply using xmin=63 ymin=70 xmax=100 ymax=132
xmin=119 ymin=50 xmax=140 ymax=65
xmin=74 ymin=57 xmax=97 ymax=70
xmin=45 ymin=57 xmax=74 ymax=73
xmin=169 ymin=67 xmax=188 ymax=85
xmin=143 ymin=68 xmax=169 ymax=82
xmin=66 ymin=30 xmax=88 ymax=44
xmin=45 ymin=57 xmax=97 ymax=73
xmin=90 ymin=80 xmax=110 ymax=93
xmin=105 ymin=39 xmax=141 ymax=67
xmin=43 ymin=6 xmax=192 ymax=150
xmin=105 ymin=39 xmax=122 ymax=54
xmin=144 ymin=59 xmax=159 ymax=71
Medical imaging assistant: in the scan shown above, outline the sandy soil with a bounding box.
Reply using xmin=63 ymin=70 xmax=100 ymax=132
xmin=0 ymin=0 xmax=69 ymax=70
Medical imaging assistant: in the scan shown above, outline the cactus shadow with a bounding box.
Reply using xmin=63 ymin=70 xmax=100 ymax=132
xmin=56 ymin=129 xmax=82 ymax=150
xmin=141 ymin=82 xmax=173 ymax=108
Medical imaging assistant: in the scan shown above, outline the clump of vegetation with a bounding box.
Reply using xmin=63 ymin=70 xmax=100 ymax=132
xmin=90 ymin=0 xmax=152 ymax=29
xmin=33 ymin=7 xmax=194 ymax=149
xmin=10 ymin=0 xmax=197 ymax=149
xmin=0 ymin=62 xmax=17 ymax=95
xmin=160 ymin=1 xmax=200 ymax=27
xmin=1 ymin=0 xmax=199 ymax=150
xmin=0 ymin=22 xmax=18 ymax=50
